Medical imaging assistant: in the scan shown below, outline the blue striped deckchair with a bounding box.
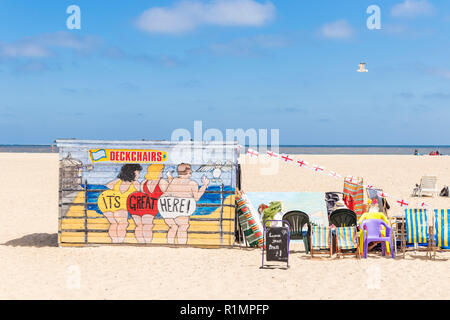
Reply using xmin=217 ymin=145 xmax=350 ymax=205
xmin=335 ymin=226 xmax=360 ymax=258
xmin=402 ymin=209 xmax=433 ymax=258
xmin=434 ymin=209 xmax=450 ymax=250
xmin=310 ymin=225 xmax=332 ymax=258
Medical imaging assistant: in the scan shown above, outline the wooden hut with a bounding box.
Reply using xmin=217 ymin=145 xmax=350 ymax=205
xmin=56 ymin=140 xmax=239 ymax=247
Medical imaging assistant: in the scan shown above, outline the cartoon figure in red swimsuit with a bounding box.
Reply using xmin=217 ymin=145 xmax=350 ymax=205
xmin=127 ymin=164 xmax=172 ymax=243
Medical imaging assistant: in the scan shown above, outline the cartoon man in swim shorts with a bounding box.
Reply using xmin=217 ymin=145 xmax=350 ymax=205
xmin=158 ymin=163 xmax=210 ymax=245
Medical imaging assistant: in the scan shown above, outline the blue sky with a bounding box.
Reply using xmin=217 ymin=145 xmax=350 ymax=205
xmin=0 ymin=0 xmax=449 ymax=145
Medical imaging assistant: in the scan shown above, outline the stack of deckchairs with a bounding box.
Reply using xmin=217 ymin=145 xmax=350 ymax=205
xmin=236 ymin=192 xmax=263 ymax=248
xmin=343 ymin=177 xmax=364 ymax=219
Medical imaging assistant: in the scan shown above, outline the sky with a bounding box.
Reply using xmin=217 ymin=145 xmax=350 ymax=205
xmin=0 ymin=0 xmax=449 ymax=145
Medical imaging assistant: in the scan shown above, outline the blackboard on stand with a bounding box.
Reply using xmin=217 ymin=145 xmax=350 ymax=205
xmin=261 ymin=220 xmax=290 ymax=269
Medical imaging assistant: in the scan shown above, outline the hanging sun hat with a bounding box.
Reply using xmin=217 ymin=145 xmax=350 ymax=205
xmin=334 ymin=200 xmax=346 ymax=209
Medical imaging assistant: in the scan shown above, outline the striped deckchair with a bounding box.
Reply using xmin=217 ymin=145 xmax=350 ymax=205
xmin=335 ymin=226 xmax=360 ymax=258
xmin=402 ymin=209 xmax=434 ymax=258
xmin=236 ymin=193 xmax=263 ymax=248
xmin=434 ymin=209 xmax=450 ymax=250
xmin=343 ymin=177 xmax=364 ymax=219
xmin=310 ymin=225 xmax=332 ymax=258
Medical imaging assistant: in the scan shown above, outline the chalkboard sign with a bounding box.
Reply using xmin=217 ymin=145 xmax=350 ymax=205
xmin=266 ymin=226 xmax=289 ymax=262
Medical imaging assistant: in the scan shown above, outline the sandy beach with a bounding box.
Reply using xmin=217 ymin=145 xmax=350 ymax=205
xmin=1 ymin=152 xmax=449 ymax=300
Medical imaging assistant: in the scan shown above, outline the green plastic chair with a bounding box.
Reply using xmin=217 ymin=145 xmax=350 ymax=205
xmin=282 ymin=211 xmax=310 ymax=253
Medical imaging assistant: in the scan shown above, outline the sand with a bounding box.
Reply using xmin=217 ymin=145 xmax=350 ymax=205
xmin=0 ymin=152 xmax=449 ymax=300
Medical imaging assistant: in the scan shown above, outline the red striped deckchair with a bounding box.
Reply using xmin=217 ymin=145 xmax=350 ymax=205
xmin=343 ymin=177 xmax=364 ymax=219
xmin=236 ymin=192 xmax=263 ymax=248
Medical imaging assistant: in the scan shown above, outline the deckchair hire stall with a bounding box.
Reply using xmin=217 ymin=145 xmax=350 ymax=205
xmin=56 ymin=140 xmax=239 ymax=247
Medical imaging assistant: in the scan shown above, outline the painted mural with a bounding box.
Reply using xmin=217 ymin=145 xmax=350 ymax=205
xmin=246 ymin=192 xmax=329 ymax=226
xmin=57 ymin=141 xmax=238 ymax=247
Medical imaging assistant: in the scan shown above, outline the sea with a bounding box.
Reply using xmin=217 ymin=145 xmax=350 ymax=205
xmin=0 ymin=144 xmax=449 ymax=155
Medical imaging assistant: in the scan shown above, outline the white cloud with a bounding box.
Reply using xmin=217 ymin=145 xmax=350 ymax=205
xmin=209 ymin=34 xmax=288 ymax=56
xmin=103 ymin=47 xmax=181 ymax=67
xmin=0 ymin=42 xmax=49 ymax=58
xmin=382 ymin=23 xmax=434 ymax=38
xmin=15 ymin=61 xmax=51 ymax=73
xmin=429 ymin=67 xmax=450 ymax=79
xmin=319 ymin=20 xmax=354 ymax=39
xmin=391 ymin=0 xmax=435 ymax=18
xmin=423 ymin=92 xmax=450 ymax=99
xmin=0 ymin=32 xmax=98 ymax=59
xmin=135 ymin=0 xmax=276 ymax=34
xmin=38 ymin=32 xmax=99 ymax=51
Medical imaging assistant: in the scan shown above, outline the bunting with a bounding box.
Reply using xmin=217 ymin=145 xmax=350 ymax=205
xmin=240 ymin=146 xmax=431 ymax=209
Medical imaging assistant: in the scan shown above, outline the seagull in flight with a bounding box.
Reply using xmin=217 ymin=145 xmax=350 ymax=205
xmin=357 ymin=62 xmax=368 ymax=72
xmin=196 ymin=160 xmax=232 ymax=183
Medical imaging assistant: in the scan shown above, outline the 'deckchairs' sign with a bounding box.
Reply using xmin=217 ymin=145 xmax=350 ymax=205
xmin=89 ymin=149 xmax=167 ymax=163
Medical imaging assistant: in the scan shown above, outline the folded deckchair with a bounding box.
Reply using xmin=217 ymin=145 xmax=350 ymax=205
xmin=236 ymin=192 xmax=264 ymax=248
xmin=335 ymin=226 xmax=360 ymax=258
xmin=390 ymin=216 xmax=403 ymax=254
xmin=413 ymin=176 xmax=438 ymax=197
xmin=343 ymin=177 xmax=364 ymax=219
xmin=310 ymin=225 xmax=332 ymax=258
xmin=402 ymin=209 xmax=434 ymax=259
xmin=434 ymin=209 xmax=450 ymax=251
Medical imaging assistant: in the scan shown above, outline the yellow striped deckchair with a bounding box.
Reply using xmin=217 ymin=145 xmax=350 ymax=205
xmin=310 ymin=225 xmax=332 ymax=258
xmin=402 ymin=209 xmax=433 ymax=258
xmin=434 ymin=209 xmax=450 ymax=250
xmin=335 ymin=226 xmax=360 ymax=258
xmin=405 ymin=209 xmax=428 ymax=244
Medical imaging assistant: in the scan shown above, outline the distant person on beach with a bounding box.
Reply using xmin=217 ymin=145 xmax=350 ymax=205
xmin=159 ymin=163 xmax=209 ymax=245
xmin=414 ymin=149 xmax=418 ymax=156
xmin=100 ymin=164 xmax=142 ymax=243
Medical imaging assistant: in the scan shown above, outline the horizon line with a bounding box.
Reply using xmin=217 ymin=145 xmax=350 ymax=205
xmin=0 ymin=144 xmax=449 ymax=148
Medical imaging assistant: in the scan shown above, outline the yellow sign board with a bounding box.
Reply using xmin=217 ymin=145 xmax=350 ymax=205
xmin=89 ymin=149 xmax=167 ymax=163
